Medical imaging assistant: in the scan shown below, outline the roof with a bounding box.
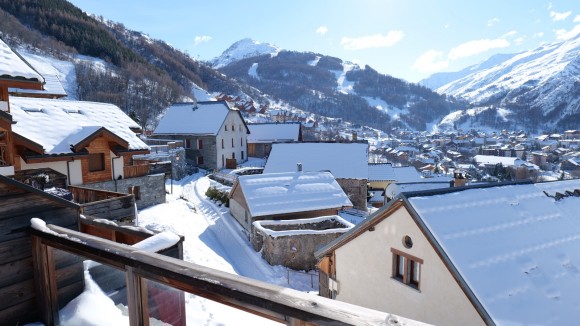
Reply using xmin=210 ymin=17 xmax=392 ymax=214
xmin=368 ymin=163 xmax=395 ymax=181
xmin=407 ymin=179 xmax=580 ymax=324
xmin=9 ymin=74 xmax=67 ymax=98
xmin=153 ymin=101 xmax=247 ymax=136
xmin=10 ymin=97 xmax=148 ymax=155
xmin=264 ymin=142 xmax=368 ymax=179
xmin=384 ymin=182 xmax=452 ymax=199
xmin=247 ymin=122 xmax=300 ymax=143
xmin=234 ymin=171 xmax=353 ymax=217
xmin=473 ymin=155 xmax=526 ymax=167
xmin=0 ymin=38 xmax=44 ymax=83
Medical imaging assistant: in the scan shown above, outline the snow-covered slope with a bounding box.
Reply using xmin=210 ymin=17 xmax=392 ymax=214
xmin=420 ymin=52 xmax=519 ymax=90
xmin=433 ymin=33 xmax=580 ymax=131
xmin=211 ymin=38 xmax=280 ymax=69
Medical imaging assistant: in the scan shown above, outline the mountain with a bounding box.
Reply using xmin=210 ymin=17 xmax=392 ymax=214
xmin=420 ymin=52 xmax=519 ymax=90
xmin=429 ymin=34 xmax=580 ymax=131
xmin=214 ymin=42 xmax=464 ymax=131
xmin=212 ymin=38 xmax=279 ymax=69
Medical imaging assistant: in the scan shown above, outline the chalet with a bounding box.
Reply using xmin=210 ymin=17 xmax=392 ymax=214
xmin=228 ymin=171 xmax=352 ymax=233
xmin=264 ymin=142 xmax=369 ymax=210
xmin=316 ymin=179 xmax=580 ymax=326
xmin=246 ymin=122 xmax=302 ymax=158
xmin=153 ymin=101 xmax=249 ymax=170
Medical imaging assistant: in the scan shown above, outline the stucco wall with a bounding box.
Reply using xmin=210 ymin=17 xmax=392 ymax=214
xmin=333 ymin=204 xmax=485 ymax=326
xmin=19 ymin=157 xmax=83 ymax=185
xmin=82 ymin=173 xmax=166 ymax=209
xmin=216 ymin=111 xmax=248 ymax=169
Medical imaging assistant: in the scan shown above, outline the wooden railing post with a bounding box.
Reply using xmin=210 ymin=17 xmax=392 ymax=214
xmin=126 ymin=267 xmax=149 ymax=326
xmin=31 ymin=235 xmax=60 ymax=326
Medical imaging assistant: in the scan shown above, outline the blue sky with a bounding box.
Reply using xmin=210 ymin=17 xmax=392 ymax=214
xmin=68 ymin=0 xmax=579 ymax=83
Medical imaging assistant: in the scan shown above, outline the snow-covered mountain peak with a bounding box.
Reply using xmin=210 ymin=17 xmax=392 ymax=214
xmin=212 ymin=38 xmax=280 ymax=68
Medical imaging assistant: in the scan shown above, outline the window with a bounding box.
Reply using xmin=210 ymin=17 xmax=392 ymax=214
xmin=197 ymin=156 xmax=204 ymax=165
xmin=232 ymin=124 xmax=235 ymax=131
xmin=225 ymin=125 xmax=228 ymax=131
xmin=221 ymin=139 xmax=224 ymax=149
xmin=185 ymin=139 xmax=191 ymax=149
xmin=231 ymin=138 xmax=234 ymax=147
xmin=198 ymin=139 xmax=203 ymax=149
xmin=240 ymin=137 xmax=243 ymax=146
xmin=241 ymin=151 xmax=244 ymax=160
xmin=88 ymin=153 xmax=105 ymax=172
xmin=391 ymin=248 xmax=422 ymax=290
xmin=232 ymin=152 xmax=235 ymax=159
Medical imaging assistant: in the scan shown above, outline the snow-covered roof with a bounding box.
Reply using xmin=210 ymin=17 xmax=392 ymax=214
xmin=9 ymin=74 xmax=67 ymax=98
xmin=368 ymin=163 xmax=396 ymax=181
xmin=385 ymin=182 xmax=452 ymax=199
xmin=0 ymin=38 xmax=44 ymax=83
xmin=10 ymin=97 xmax=148 ymax=154
xmin=153 ymin=101 xmax=238 ymax=136
xmin=264 ymin=143 xmax=368 ymax=179
xmin=247 ymin=122 xmax=300 ymax=143
xmin=408 ymin=179 xmax=580 ymax=324
xmin=473 ymin=155 xmax=527 ymax=167
xmin=236 ymin=171 xmax=353 ymax=217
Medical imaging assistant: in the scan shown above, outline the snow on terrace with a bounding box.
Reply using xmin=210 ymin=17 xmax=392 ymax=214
xmin=10 ymin=97 xmax=148 ymax=154
xmin=237 ymin=171 xmax=353 ymax=217
xmin=408 ymin=180 xmax=580 ymax=325
xmin=0 ymin=38 xmax=43 ymax=82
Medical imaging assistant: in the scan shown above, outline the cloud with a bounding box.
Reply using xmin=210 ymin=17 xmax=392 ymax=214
xmin=487 ymin=18 xmax=500 ymax=27
xmin=550 ymin=10 xmax=572 ymax=21
xmin=316 ymin=26 xmax=329 ymax=36
xmin=514 ymin=37 xmax=525 ymax=45
xmin=340 ymin=31 xmax=404 ymax=50
xmin=575 ymin=15 xmax=580 ymax=23
xmin=502 ymin=30 xmax=517 ymax=38
xmin=555 ymin=25 xmax=580 ymax=40
xmin=413 ymin=50 xmax=448 ymax=72
xmin=448 ymin=38 xmax=510 ymax=60
xmin=533 ymin=32 xmax=544 ymax=38
xmin=194 ymin=35 xmax=212 ymax=46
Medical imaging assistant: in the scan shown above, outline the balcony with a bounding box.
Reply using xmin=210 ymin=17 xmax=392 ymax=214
xmin=69 ymin=185 xmax=136 ymax=221
xmin=123 ymin=162 xmax=150 ymax=178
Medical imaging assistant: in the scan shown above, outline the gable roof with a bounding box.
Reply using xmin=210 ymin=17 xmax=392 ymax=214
xmin=319 ymin=179 xmax=580 ymax=325
xmin=153 ymin=101 xmax=248 ymax=136
xmin=0 ymin=38 xmax=44 ymax=84
xmin=10 ymin=97 xmax=147 ymax=155
xmin=247 ymin=122 xmax=301 ymax=143
xmin=264 ymin=142 xmax=368 ymax=179
xmin=233 ymin=171 xmax=352 ymax=217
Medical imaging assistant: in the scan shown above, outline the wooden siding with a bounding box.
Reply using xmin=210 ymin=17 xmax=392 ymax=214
xmin=81 ymin=137 xmax=112 ymax=183
xmin=0 ymin=179 xmax=81 ymax=325
xmin=123 ymin=164 xmax=149 ymax=178
xmin=69 ymin=186 xmax=136 ymax=221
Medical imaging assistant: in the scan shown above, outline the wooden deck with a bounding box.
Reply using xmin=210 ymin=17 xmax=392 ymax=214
xmin=31 ymin=223 xmax=421 ymax=326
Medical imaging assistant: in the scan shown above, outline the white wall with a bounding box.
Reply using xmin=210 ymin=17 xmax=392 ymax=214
xmin=333 ymin=205 xmax=485 ymax=326
xmin=216 ymin=111 xmax=248 ymax=169
xmin=19 ymin=158 xmax=83 ymax=185
xmin=111 ymin=153 xmax=124 ymax=180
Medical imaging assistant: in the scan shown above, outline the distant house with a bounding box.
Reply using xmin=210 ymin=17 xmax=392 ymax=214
xmin=153 ymin=101 xmax=249 ymax=170
xmin=316 ymin=179 xmax=580 ymax=326
xmin=264 ymin=142 xmax=368 ymax=210
xmin=246 ymin=122 xmax=302 ymax=158
xmin=228 ymin=171 xmax=352 ymax=233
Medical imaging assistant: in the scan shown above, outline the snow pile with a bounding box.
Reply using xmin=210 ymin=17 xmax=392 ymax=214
xmin=132 ymin=231 xmax=180 ymax=252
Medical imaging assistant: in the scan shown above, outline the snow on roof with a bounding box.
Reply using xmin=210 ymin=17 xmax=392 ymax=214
xmin=385 ymin=182 xmax=451 ymax=199
xmin=473 ymin=155 xmax=527 ymax=167
xmin=9 ymin=74 xmax=66 ymax=97
xmin=368 ymin=163 xmax=395 ymax=181
xmin=264 ymin=143 xmax=368 ymax=179
xmin=153 ymin=101 xmax=233 ymax=135
xmin=0 ymin=39 xmax=44 ymax=83
xmin=408 ymin=180 xmax=580 ymax=324
xmin=247 ymin=123 xmax=300 ymax=143
xmin=237 ymin=171 xmax=353 ymax=217
xmin=10 ymin=97 xmax=147 ymax=154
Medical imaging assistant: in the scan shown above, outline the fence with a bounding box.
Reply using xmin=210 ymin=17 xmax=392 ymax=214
xmin=31 ymin=223 xmax=407 ymax=326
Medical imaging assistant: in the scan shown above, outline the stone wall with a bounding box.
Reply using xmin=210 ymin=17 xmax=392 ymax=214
xmin=82 ymin=173 xmax=166 ymax=209
xmin=337 ymin=178 xmax=368 ymax=211
xmin=252 ymin=216 xmax=353 ymax=271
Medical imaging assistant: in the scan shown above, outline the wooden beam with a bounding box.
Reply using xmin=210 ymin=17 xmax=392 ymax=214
xmin=31 ymin=235 xmax=59 ymax=326
xmin=126 ymin=267 xmax=149 ymax=326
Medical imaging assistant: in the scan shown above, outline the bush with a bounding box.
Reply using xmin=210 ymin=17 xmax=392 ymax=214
xmin=205 ymin=187 xmax=229 ymax=207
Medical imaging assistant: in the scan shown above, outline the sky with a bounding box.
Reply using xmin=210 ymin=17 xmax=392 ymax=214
xmin=67 ymin=0 xmax=580 ymax=83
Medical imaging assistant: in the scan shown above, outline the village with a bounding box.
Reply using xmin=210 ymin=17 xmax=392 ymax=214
xmin=2 ymin=32 xmax=580 ymax=326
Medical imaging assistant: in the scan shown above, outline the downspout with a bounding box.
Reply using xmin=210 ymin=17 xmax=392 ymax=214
xmin=66 ymin=158 xmax=73 ymax=186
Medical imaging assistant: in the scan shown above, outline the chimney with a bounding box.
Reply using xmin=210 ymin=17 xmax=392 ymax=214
xmin=352 ymin=132 xmax=358 ymax=142
xmin=297 ymin=163 xmax=302 ymax=172
xmin=453 ymin=170 xmax=467 ymax=187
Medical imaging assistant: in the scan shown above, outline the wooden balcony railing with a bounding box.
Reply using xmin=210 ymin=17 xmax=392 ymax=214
xmin=69 ymin=186 xmax=136 ymax=221
xmin=0 ymin=144 xmax=8 ymax=167
xmin=124 ymin=164 xmax=150 ymax=178
xmin=31 ymin=224 xmax=423 ymax=326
